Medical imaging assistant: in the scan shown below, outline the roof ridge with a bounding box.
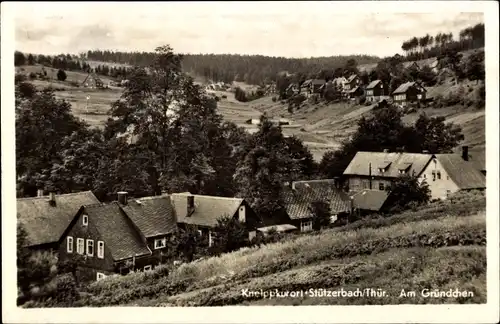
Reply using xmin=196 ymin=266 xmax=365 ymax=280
xmin=16 ymin=190 xmax=96 ymax=201
xmin=135 ymin=194 xmax=170 ymax=201
xmin=172 ymin=193 xmax=244 ymax=201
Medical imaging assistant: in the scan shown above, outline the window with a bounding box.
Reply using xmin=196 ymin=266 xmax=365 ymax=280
xmin=97 ymin=241 xmax=104 ymax=259
xmin=82 ymin=214 xmax=88 ymax=226
xmin=197 ymin=230 xmax=203 ymax=237
xmin=96 ymin=272 xmax=106 ymax=281
xmin=154 ymin=237 xmax=166 ymax=249
xmin=423 ymin=174 xmax=426 ymax=179
xmin=437 ymin=171 xmax=441 ymax=180
xmin=301 ymin=220 xmax=313 ymax=232
xmin=144 ymin=265 xmax=152 ymax=271
xmin=77 ymin=238 xmax=84 ymax=254
xmin=330 ymin=215 xmax=338 ymax=223
xmin=86 ymin=239 xmax=94 ymax=257
xmin=67 ymin=236 xmax=73 ymax=253
xmin=379 ymin=182 xmax=385 ymax=191
xmin=208 ymin=231 xmax=214 ymax=247
xmin=432 ymin=170 xmax=436 ymax=181
xmin=446 ymin=190 xmax=451 ymax=197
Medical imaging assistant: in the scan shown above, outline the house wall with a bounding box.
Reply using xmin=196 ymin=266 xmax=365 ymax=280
xmin=418 ymin=158 xmax=460 ymax=200
xmin=58 ymin=210 xmax=115 ymax=281
xmin=146 ymin=234 xmax=175 ymax=265
xmin=348 ymin=176 xmax=392 ymax=191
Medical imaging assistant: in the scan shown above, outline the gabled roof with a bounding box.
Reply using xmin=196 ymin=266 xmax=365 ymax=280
xmin=292 ymin=179 xmax=351 ymax=215
xmin=17 ymin=191 xmax=100 ymax=247
xmin=301 ymin=80 xmax=312 ymax=87
xmin=347 ymin=86 xmax=361 ymax=93
xmin=468 ymin=152 xmax=485 ymax=172
xmin=343 ymin=152 xmax=433 ymax=178
xmin=171 ymin=193 xmax=245 ymax=227
xmin=350 ymin=189 xmax=390 ymax=211
xmin=83 ymin=202 xmax=151 ymax=261
xmin=284 ymin=182 xmax=350 ymax=220
xmin=392 ymin=81 xmax=426 ymax=95
xmin=121 ymin=195 xmax=177 ymax=238
xmin=346 ymin=74 xmax=358 ymax=82
xmin=366 ymin=80 xmax=382 ymax=90
xmin=435 ymin=154 xmax=486 ymax=189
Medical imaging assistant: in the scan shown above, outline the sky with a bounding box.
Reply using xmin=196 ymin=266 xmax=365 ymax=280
xmin=12 ymin=2 xmax=485 ymax=58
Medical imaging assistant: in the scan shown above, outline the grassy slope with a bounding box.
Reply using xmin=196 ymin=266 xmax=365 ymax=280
xmin=59 ymin=192 xmax=485 ymax=308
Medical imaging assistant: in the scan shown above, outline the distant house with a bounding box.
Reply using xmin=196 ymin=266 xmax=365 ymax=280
xmin=58 ymin=192 xmax=177 ymax=282
xmin=280 ymin=180 xmax=351 ymax=232
xmin=345 ymin=86 xmax=364 ymax=100
xmin=17 ymin=191 xmax=100 ymax=251
xmin=82 ymin=73 xmax=103 ymax=89
xmin=343 ymin=74 xmax=361 ymax=92
xmin=301 ymin=79 xmax=326 ymax=96
xmin=365 ymin=80 xmax=388 ymax=103
xmin=170 ymin=193 xmax=261 ymax=245
xmin=343 ymin=148 xmax=485 ymax=201
xmin=286 ymin=83 xmax=299 ymax=97
xmin=391 ymin=82 xmax=427 ymax=107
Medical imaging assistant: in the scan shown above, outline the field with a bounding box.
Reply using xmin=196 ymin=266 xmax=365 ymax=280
xmin=16 ymin=59 xmax=486 ymax=161
xmin=21 ymin=191 xmax=484 ymax=308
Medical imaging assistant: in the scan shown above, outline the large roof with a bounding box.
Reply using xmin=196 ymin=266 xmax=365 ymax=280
xmin=17 ymin=191 xmax=100 ymax=247
xmin=392 ymin=81 xmax=426 ymax=95
xmin=366 ymin=80 xmax=382 ymax=90
xmin=349 ymin=189 xmax=390 ymax=211
xmin=121 ymin=195 xmax=177 ymax=238
xmin=84 ymin=202 xmax=151 ymax=261
xmin=343 ymin=152 xmax=433 ymax=178
xmin=436 ymin=154 xmax=486 ymax=189
xmin=283 ymin=181 xmax=351 ymax=220
xmin=171 ymin=193 xmax=244 ymax=227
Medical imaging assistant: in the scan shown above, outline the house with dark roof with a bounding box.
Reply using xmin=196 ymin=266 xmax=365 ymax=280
xmin=365 ymin=80 xmax=388 ymax=103
xmin=170 ymin=193 xmax=261 ymax=246
xmin=343 ymin=148 xmax=486 ymax=202
xmin=58 ymin=192 xmax=178 ymax=281
xmin=300 ymin=79 xmax=326 ymax=96
xmin=391 ymin=81 xmax=427 ymax=107
xmin=17 ymin=191 xmax=100 ymax=251
xmin=280 ymin=180 xmax=352 ymax=232
xmin=342 ymin=75 xmax=361 ymax=92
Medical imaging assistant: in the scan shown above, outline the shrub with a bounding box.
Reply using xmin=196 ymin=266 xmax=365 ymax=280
xmin=29 ymin=72 xmax=37 ymax=79
xmin=221 ymin=95 xmax=227 ymax=99
xmin=57 ymin=69 xmax=67 ymax=81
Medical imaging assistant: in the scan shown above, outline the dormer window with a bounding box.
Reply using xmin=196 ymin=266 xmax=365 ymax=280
xmin=82 ymin=214 xmax=88 ymax=226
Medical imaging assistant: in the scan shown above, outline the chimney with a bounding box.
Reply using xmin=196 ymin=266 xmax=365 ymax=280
xmin=187 ymin=195 xmax=195 ymax=217
xmin=462 ymin=146 xmax=469 ymax=161
xmin=37 ymin=189 xmax=44 ymax=197
xmin=117 ymin=191 xmax=128 ymax=205
xmin=48 ymin=192 xmax=56 ymax=206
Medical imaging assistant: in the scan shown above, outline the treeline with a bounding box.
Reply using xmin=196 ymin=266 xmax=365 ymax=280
xmin=14 ymin=51 xmax=131 ymax=80
xmin=401 ymin=23 xmax=484 ymax=61
xmin=86 ymin=49 xmax=380 ymax=85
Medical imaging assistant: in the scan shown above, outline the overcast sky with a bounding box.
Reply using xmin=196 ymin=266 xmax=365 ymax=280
xmin=13 ymin=2 xmax=484 ymax=58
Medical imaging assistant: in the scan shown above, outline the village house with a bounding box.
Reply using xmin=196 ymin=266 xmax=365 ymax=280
xmin=343 ymin=147 xmax=485 ymax=201
xmin=300 ymin=79 xmax=326 ymax=97
xmin=285 ymin=83 xmax=300 ymax=97
xmin=365 ymin=80 xmax=388 ymax=103
xmin=170 ymin=193 xmax=261 ymax=245
xmin=277 ymin=179 xmax=351 ymax=233
xmin=345 ymin=85 xmax=364 ymax=101
xmin=58 ymin=192 xmax=178 ymax=282
xmin=391 ymin=81 xmax=427 ymax=107
xmin=342 ymin=75 xmax=361 ymax=92
xmin=17 ymin=191 xmax=100 ymax=252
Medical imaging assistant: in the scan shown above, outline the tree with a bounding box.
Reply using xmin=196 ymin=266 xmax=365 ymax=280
xmin=15 ymin=51 xmax=26 ymax=66
xmin=174 ymin=226 xmax=201 ymax=262
xmin=465 ymin=50 xmax=485 ymax=83
xmin=16 ymin=89 xmax=90 ymax=197
xmin=211 ymin=215 xmax=248 ymax=255
xmin=309 ymin=201 xmax=331 ymax=230
xmin=412 ymin=113 xmax=464 ymax=153
xmin=27 ymin=54 xmax=35 ymax=65
xmin=57 ymin=69 xmax=67 ymax=81
xmin=387 ymin=175 xmax=430 ymax=211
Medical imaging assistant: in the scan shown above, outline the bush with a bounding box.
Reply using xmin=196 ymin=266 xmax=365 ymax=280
xmin=57 ymin=69 xmax=67 ymax=81
xmin=221 ymin=95 xmax=227 ymax=99
xmin=272 ymin=96 xmax=277 ymax=102
xmin=29 ymin=72 xmax=37 ymax=79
